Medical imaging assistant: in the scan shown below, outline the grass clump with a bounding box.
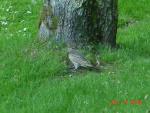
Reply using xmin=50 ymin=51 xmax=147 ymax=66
xmin=0 ymin=0 xmax=150 ymax=113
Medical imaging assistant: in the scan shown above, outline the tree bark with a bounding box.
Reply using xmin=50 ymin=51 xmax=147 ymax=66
xmin=46 ymin=0 xmax=118 ymax=48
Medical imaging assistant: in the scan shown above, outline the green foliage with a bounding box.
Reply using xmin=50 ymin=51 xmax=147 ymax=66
xmin=0 ymin=0 xmax=150 ymax=113
xmin=51 ymin=16 xmax=58 ymax=30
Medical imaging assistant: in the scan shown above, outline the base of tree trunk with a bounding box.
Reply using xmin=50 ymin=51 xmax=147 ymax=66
xmin=45 ymin=0 xmax=118 ymax=48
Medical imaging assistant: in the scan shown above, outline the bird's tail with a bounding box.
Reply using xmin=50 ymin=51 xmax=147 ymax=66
xmin=86 ymin=63 xmax=101 ymax=71
xmin=90 ymin=66 xmax=100 ymax=72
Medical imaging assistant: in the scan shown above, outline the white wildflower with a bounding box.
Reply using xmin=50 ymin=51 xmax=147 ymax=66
xmin=6 ymin=8 xmax=9 ymax=12
xmin=14 ymin=11 xmax=18 ymax=14
xmin=21 ymin=20 xmax=25 ymax=23
xmin=23 ymin=28 xmax=27 ymax=32
xmin=26 ymin=11 xmax=32 ymax=14
xmin=1 ymin=21 xmax=8 ymax=25
xmin=69 ymin=74 xmax=72 ymax=77
xmin=144 ymin=94 xmax=149 ymax=100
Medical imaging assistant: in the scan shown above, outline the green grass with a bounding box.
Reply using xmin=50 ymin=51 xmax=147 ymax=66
xmin=0 ymin=0 xmax=150 ymax=113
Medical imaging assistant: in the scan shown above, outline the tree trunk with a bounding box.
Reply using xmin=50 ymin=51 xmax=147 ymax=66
xmin=46 ymin=0 xmax=118 ymax=48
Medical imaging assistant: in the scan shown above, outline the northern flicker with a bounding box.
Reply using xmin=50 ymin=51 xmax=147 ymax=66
xmin=68 ymin=48 xmax=94 ymax=70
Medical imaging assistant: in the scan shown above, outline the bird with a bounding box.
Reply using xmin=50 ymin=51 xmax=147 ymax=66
xmin=68 ymin=48 xmax=95 ymax=70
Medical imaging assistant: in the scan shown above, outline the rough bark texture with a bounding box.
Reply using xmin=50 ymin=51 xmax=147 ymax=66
xmin=46 ymin=0 xmax=118 ymax=48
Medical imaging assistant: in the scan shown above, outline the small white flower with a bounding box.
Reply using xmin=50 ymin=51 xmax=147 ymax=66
xmin=21 ymin=20 xmax=25 ymax=23
xmin=23 ymin=28 xmax=27 ymax=32
xmin=27 ymin=11 xmax=32 ymax=14
xmin=69 ymin=74 xmax=72 ymax=77
xmin=144 ymin=94 xmax=149 ymax=100
xmin=1 ymin=21 xmax=8 ymax=25
xmin=6 ymin=8 xmax=9 ymax=12
xmin=14 ymin=11 xmax=18 ymax=14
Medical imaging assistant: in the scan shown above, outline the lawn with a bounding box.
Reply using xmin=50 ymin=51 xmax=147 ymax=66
xmin=0 ymin=0 xmax=150 ymax=113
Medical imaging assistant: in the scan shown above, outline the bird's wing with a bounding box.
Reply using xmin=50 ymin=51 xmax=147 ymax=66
xmin=72 ymin=49 xmax=86 ymax=58
xmin=69 ymin=53 xmax=93 ymax=67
